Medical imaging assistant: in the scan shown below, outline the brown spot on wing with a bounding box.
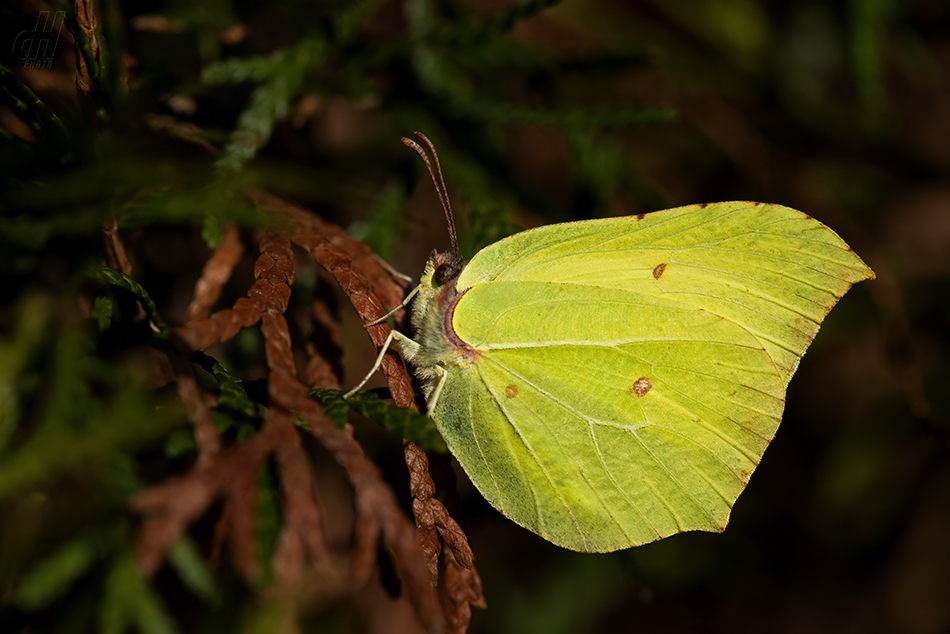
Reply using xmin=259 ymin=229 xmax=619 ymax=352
xmin=652 ymin=263 xmax=667 ymax=279
xmin=631 ymin=377 xmax=652 ymax=397
xmin=505 ymin=384 xmax=518 ymax=399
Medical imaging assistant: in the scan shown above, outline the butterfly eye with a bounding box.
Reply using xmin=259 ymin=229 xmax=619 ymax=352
xmin=433 ymin=262 xmax=459 ymax=286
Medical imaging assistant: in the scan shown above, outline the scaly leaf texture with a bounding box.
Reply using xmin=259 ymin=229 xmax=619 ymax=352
xmin=312 ymin=388 xmax=448 ymax=452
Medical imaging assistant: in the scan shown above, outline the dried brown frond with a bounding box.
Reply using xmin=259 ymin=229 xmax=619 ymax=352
xmin=247 ymin=189 xmax=415 ymax=407
xmin=442 ymin=547 xmax=486 ymax=634
xmin=73 ymin=0 xmax=99 ymax=95
xmin=126 ymin=190 xmax=489 ymax=632
xmin=305 ymin=299 xmax=343 ymax=390
xmin=406 ymin=442 xmax=485 ymax=634
xmin=102 ymin=220 xmax=133 ymax=275
xmin=131 ymin=428 xmax=272 ymax=576
xmin=166 ymin=352 xmax=221 ymax=470
xmin=186 ymin=225 xmax=243 ymax=321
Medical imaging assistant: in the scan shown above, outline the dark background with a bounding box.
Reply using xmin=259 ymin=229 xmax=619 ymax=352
xmin=2 ymin=0 xmax=949 ymax=633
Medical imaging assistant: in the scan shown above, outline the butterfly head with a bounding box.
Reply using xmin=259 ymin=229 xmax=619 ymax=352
xmin=410 ymin=250 xmax=473 ymax=366
xmin=414 ymin=250 xmax=465 ymax=326
xmin=428 ymin=250 xmax=464 ymax=288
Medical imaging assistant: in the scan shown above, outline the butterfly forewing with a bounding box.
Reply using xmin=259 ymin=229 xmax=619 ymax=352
xmin=457 ymin=202 xmax=874 ymax=387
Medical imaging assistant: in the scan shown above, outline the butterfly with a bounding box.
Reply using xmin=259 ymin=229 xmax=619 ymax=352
xmin=349 ymin=133 xmax=874 ymax=553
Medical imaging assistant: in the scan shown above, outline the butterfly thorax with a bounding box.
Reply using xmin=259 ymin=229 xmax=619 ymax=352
xmin=405 ymin=252 xmax=480 ymax=394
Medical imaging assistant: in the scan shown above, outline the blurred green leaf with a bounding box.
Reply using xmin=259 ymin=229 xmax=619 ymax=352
xmin=850 ymin=0 xmax=891 ymax=112
xmin=504 ymin=554 xmax=625 ymax=634
xmin=92 ymin=295 xmax=114 ymax=332
xmin=649 ymin=0 xmax=770 ymax=64
xmin=99 ymin=554 xmax=180 ymax=634
xmin=236 ymin=598 xmax=296 ymax=634
xmin=14 ymin=539 xmax=97 ymax=610
xmin=332 ymin=0 xmax=385 ymax=43
xmin=0 ymin=294 xmax=52 ymax=455
xmin=164 ymin=427 xmax=196 ymax=457
xmin=205 ymin=38 xmax=327 ymax=173
xmin=0 ymin=386 xmax=179 ymax=500
xmin=167 ymin=538 xmax=219 ymax=603
xmin=0 ymin=321 xmax=183 ymax=500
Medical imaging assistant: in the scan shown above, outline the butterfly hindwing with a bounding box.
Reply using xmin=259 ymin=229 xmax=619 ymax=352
xmin=437 ymin=281 xmax=784 ymax=552
xmin=458 ymin=202 xmax=873 ymax=386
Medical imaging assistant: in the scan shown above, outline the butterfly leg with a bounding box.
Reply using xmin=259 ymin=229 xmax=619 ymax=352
xmin=343 ymin=328 xmax=396 ymax=398
xmin=343 ymin=329 xmax=420 ymax=399
xmin=362 ymin=284 xmax=422 ymax=328
xmin=425 ymin=365 xmax=449 ymax=413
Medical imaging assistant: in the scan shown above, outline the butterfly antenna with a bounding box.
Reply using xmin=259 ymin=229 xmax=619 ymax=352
xmin=401 ymin=132 xmax=460 ymax=258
